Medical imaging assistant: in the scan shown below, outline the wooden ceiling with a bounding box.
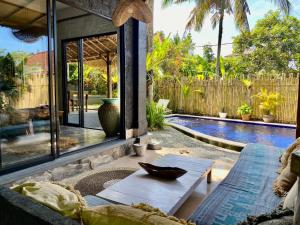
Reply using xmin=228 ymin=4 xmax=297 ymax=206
xmin=66 ymin=34 xmax=118 ymax=63
xmin=0 ymin=0 xmax=47 ymax=31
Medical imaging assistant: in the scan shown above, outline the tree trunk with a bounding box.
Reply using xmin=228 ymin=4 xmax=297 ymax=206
xmin=216 ymin=12 xmax=224 ymax=78
xmin=146 ymin=0 xmax=154 ymax=102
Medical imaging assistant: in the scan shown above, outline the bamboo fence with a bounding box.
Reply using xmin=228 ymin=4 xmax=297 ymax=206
xmin=155 ymin=75 xmax=299 ymax=124
xmin=14 ymin=74 xmax=49 ymax=109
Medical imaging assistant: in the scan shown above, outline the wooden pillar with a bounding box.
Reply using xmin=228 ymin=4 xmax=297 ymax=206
xmin=297 ymin=75 xmax=300 ymax=138
xmin=106 ymin=53 xmax=112 ymax=98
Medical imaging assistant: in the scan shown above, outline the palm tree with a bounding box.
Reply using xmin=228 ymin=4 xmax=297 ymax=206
xmin=162 ymin=0 xmax=292 ymax=77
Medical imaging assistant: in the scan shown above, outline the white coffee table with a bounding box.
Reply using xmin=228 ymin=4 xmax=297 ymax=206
xmin=97 ymin=154 xmax=213 ymax=215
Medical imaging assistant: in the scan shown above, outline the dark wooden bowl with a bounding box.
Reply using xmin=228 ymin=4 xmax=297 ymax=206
xmin=138 ymin=162 xmax=187 ymax=180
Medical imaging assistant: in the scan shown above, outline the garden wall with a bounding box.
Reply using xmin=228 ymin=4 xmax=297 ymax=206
xmin=14 ymin=75 xmax=49 ymax=109
xmin=155 ymin=76 xmax=299 ymax=124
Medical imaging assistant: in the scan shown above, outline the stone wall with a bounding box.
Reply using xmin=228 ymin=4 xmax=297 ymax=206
xmin=11 ymin=141 xmax=135 ymax=186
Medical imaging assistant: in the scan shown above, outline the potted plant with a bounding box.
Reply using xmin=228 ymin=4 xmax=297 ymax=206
xmin=237 ymin=104 xmax=252 ymax=121
xmin=254 ymin=89 xmax=282 ymax=123
xmin=219 ymin=107 xmax=227 ymax=119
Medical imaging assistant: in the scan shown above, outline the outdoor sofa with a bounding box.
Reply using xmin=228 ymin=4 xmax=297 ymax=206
xmin=0 ymin=143 xmax=296 ymax=225
xmin=189 ymin=143 xmax=285 ymax=225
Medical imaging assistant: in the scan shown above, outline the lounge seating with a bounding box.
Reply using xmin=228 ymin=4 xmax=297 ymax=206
xmin=0 ymin=144 xmax=292 ymax=225
xmin=157 ymin=99 xmax=172 ymax=114
xmin=189 ymin=143 xmax=285 ymax=225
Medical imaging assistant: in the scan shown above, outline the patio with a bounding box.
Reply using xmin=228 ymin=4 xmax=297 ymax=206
xmin=1 ymin=0 xmax=300 ymax=225
xmin=61 ymin=126 xmax=239 ymax=219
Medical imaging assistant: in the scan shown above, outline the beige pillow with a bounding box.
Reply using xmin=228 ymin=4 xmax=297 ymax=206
xmin=82 ymin=203 xmax=195 ymax=225
xmin=280 ymin=138 xmax=300 ymax=169
xmin=283 ymin=180 xmax=298 ymax=210
xmin=12 ymin=182 xmax=86 ymax=219
xmin=273 ymin=156 xmax=297 ymax=197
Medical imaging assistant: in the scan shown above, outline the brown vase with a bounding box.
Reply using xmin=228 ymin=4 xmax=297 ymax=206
xmin=98 ymin=98 xmax=120 ymax=137
xmin=241 ymin=114 xmax=251 ymax=121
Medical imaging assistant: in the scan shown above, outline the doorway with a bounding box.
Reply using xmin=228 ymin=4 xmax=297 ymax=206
xmin=62 ymin=33 xmax=118 ymax=131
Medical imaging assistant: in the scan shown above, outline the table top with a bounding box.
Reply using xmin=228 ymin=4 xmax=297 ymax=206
xmin=97 ymin=154 xmax=213 ymax=215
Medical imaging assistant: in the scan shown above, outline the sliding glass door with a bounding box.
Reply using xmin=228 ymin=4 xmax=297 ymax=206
xmin=63 ymin=40 xmax=83 ymax=127
xmin=0 ymin=0 xmax=54 ymax=171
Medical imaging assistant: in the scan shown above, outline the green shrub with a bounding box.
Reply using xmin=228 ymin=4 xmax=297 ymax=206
xmin=146 ymin=101 xmax=165 ymax=130
xmin=254 ymin=89 xmax=282 ymax=115
xmin=237 ymin=104 xmax=252 ymax=115
xmin=91 ymin=90 xmax=98 ymax=95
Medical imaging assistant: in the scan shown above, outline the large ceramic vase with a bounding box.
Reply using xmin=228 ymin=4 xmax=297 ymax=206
xmin=263 ymin=114 xmax=274 ymax=123
xmin=98 ymin=98 xmax=120 ymax=137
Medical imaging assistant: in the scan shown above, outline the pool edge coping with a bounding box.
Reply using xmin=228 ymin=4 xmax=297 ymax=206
xmin=166 ymin=122 xmax=246 ymax=152
xmin=165 ymin=114 xmax=296 ymax=129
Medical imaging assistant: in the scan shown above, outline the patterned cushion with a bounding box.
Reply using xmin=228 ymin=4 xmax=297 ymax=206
xmin=189 ymin=144 xmax=285 ymax=225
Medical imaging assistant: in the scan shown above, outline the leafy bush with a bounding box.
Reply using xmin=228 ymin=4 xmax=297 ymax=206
xmin=91 ymin=90 xmax=98 ymax=95
xmin=237 ymin=104 xmax=252 ymax=115
xmin=146 ymin=101 xmax=165 ymax=130
xmin=254 ymin=89 xmax=282 ymax=115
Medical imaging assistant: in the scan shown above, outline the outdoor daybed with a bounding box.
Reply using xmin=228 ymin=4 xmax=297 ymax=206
xmin=189 ymin=143 xmax=286 ymax=225
xmin=0 ymin=143 xmax=298 ymax=225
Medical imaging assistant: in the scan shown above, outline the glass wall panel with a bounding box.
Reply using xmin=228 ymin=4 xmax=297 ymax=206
xmin=65 ymin=40 xmax=81 ymax=126
xmin=82 ymin=34 xmax=119 ymax=131
xmin=56 ymin=1 xmax=120 ymax=154
xmin=0 ymin=0 xmax=52 ymax=169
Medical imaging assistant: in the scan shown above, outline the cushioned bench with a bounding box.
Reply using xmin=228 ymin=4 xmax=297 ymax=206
xmin=0 ymin=187 xmax=112 ymax=225
xmin=0 ymin=143 xmax=285 ymax=225
xmin=189 ymin=143 xmax=285 ymax=225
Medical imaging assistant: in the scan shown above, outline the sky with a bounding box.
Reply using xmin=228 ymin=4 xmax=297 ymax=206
xmin=153 ymin=0 xmax=300 ymax=56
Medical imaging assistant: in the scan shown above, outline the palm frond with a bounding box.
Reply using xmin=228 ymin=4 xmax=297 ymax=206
xmin=270 ymin=0 xmax=292 ymax=15
xmin=210 ymin=12 xmax=220 ymax=29
xmin=234 ymin=0 xmax=250 ymax=31
xmin=186 ymin=0 xmax=213 ymax=31
xmin=161 ymin=0 xmax=191 ymax=8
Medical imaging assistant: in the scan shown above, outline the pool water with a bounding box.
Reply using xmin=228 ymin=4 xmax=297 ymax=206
xmin=167 ymin=116 xmax=296 ymax=148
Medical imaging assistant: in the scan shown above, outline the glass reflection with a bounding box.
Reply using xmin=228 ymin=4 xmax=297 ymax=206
xmin=0 ymin=0 xmax=51 ymax=168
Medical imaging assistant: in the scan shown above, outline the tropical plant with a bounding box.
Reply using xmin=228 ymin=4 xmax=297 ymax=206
xmin=162 ymin=0 xmax=291 ymax=77
xmin=146 ymin=32 xmax=172 ymax=101
xmin=203 ymin=45 xmax=215 ymax=63
xmin=254 ymin=89 xmax=282 ymax=115
xmin=233 ymin=10 xmax=300 ymax=74
xmin=0 ymin=53 xmax=25 ymax=111
xmin=237 ymin=103 xmax=252 ymax=115
xmin=146 ymin=101 xmax=165 ymax=130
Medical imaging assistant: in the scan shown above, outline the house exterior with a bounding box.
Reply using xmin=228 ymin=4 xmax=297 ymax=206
xmin=0 ymin=0 xmax=148 ymax=179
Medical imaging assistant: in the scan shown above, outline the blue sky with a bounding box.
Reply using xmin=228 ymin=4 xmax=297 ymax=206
xmin=0 ymin=27 xmax=48 ymax=55
xmin=154 ymin=0 xmax=300 ymax=56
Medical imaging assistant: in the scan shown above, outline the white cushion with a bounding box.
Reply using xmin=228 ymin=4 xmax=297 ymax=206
xmin=283 ymin=181 xmax=298 ymax=210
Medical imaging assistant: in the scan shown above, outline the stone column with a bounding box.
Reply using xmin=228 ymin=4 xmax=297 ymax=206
xmin=123 ymin=19 xmax=148 ymax=138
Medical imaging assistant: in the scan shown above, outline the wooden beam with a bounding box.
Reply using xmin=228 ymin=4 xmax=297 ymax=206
xmin=27 ymin=14 xmax=46 ymax=26
xmin=94 ymin=38 xmax=111 ymax=52
xmin=66 ymin=46 xmax=78 ymax=58
xmin=83 ymin=41 xmax=100 ymax=55
xmin=106 ymin=37 xmax=117 ymax=47
xmin=106 ymin=53 xmax=112 ymax=98
xmin=86 ymin=40 xmax=105 ymax=54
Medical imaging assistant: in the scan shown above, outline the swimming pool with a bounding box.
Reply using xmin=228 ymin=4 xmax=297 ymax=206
xmin=167 ymin=116 xmax=296 ymax=148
